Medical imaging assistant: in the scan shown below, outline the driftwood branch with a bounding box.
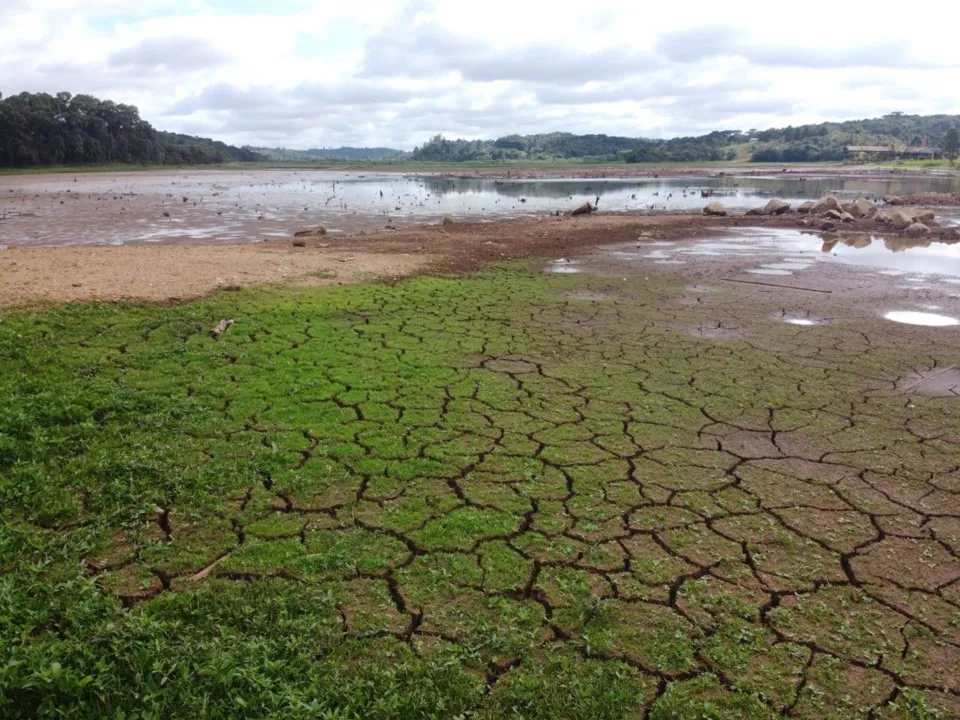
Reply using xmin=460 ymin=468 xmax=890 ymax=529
xmin=211 ymin=318 xmax=234 ymax=339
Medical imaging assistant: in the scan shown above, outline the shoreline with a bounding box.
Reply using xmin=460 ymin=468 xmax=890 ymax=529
xmin=2 ymin=209 xmax=958 ymax=309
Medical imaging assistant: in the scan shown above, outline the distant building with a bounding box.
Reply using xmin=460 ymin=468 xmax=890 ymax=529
xmin=845 ymin=145 xmax=941 ymax=160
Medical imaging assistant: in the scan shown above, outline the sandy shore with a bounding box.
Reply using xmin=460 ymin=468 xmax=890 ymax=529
xmin=0 ymin=244 xmax=431 ymax=307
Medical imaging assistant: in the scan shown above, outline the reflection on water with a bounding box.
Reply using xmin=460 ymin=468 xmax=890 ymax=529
xmin=710 ymin=228 xmax=960 ymax=276
xmin=884 ymin=311 xmax=959 ymax=327
xmin=604 ymin=227 xmax=960 ymax=280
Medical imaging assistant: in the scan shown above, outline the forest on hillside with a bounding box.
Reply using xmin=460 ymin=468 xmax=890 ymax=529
xmin=3 ymin=92 xmax=958 ymax=168
xmin=0 ymin=92 xmax=260 ymax=168
xmin=248 ymin=146 xmax=409 ymax=162
xmin=411 ymin=113 xmax=960 ymax=164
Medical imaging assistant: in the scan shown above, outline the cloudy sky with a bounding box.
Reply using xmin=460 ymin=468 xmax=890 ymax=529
xmin=3 ymin=0 xmax=960 ymax=150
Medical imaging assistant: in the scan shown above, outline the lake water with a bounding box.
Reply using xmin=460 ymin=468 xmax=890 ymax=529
xmin=2 ymin=169 xmax=960 ymax=247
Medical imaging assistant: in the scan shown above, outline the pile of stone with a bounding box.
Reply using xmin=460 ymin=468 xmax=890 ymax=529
xmin=794 ymin=195 xmax=937 ymax=234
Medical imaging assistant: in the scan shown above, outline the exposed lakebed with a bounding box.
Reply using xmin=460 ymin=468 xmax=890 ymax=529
xmin=3 ymin=169 xmax=960 ymax=247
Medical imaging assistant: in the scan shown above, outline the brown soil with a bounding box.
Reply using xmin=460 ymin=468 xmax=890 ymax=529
xmin=0 ymin=244 xmax=430 ymax=307
xmin=1 ymin=208 xmax=957 ymax=308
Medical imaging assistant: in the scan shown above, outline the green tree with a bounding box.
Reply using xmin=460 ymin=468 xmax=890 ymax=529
xmin=941 ymin=128 xmax=960 ymax=165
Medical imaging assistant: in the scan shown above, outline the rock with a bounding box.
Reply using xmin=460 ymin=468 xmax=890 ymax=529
xmin=441 ymin=216 xmax=455 ymax=226
xmin=763 ymin=198 xmax=791 ymax=215
xmin=889 ymin=210 xmax=915 ymax=230
xmin=883 ymin=195 xmax=904 ymax=206
xmin=850 ymin=198 xmax=877 ymax=218
xmin=875 ymin=212 xmax=890 ymax=223
xmin=840 ymin=212 xmax=856 ymax=223
xmin=568 ymin=202 xmax=595 ymax=217
xmin=745 ymin=208 xmax=764 ymax=216
xmin=809 ymin=195 xmax=843 ymax=215
xmin=797 ymin=201 xmax=815 ymax=214
xmin=703 ymin=201 xmax=727 ymax=216
xmin=824 ymin=209 xmax=843 ymax=220
xmin=841 ymin=202 xmax=856 ymax=214
xmin=914 ymin=210 xmax=935 ymax=225
xmin=905 ymin=222 xmax=930 ymax=237
xmin=820 ymin=221 xmax=836 ymax=231
xmin=292 ymin=240 xmax=306 ymax=247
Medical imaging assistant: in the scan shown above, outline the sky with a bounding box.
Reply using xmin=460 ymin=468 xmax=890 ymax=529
xmin=2 ymin=0 xmax=960 ymax=150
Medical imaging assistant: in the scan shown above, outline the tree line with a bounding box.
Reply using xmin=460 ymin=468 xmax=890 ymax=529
xmin=411 ymin=113 xmax=960 ymax=164
xmin=0 ymin=92 xmax=260 ymax=168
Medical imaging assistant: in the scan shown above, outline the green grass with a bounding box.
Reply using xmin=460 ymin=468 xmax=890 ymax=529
xmin=1 ymin=265 xmax=957 ymax=718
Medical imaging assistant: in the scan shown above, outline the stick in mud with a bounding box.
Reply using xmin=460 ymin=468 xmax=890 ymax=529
xmin=900 ymin=364 xmax=959 ymax=393
xmin=722 ymin=278 xmax=832 ymax=294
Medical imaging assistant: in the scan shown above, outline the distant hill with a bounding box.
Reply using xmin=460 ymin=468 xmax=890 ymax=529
xmin=4 ymin=93 xmax=957 ymax=169
xmin=248 ymin=146 xmax=408 ymax=162
xmin=411 ymin=114 xmax=960 ymax=164
xmin=304 ymin=147 xmax=408 ymax=160
xmin=0 ymin=91 xmax=261 ymax=168
xmin=156 ymin=131 xmax=261 ymax=164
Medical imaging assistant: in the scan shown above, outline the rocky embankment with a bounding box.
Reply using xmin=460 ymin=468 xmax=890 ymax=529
xmin=703 ymin=195 xmax=959 ymax=241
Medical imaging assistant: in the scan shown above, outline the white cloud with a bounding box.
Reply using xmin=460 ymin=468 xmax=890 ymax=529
xmin=1 ymin=0 xmax=959 ymax=149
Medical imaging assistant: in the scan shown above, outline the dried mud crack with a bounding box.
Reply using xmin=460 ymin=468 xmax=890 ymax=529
xmin=1 ymin=246 xmax=958 ymax=718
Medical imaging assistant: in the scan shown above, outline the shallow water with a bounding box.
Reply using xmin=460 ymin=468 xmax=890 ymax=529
xmin=3 ymin=169 xmax=960 ymax=247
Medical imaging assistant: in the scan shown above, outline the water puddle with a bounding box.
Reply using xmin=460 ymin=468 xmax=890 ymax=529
xmin=763 ymin=262 xmax=813 ymax=271
xmin=656 ymin=228 xmax=960 ymax=278
xmin=548 ymin=261 xmax=581 ymax=274
xmin=884 ymin=311 xmax=959 ymax=327
xmin=749 ymin=269 xmax=793 ymax=276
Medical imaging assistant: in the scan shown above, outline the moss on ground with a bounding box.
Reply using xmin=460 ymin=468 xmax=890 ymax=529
xmin=1 ymin=264 xmax=958 ymax=718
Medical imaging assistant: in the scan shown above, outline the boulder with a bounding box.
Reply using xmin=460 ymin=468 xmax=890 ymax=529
xmin=841 ymin=202 xmax=856 ymax=214
xmin=889 ymin=210 xmax=915 ymax=230
xmin=850 ymin=198 xmax=877 ymax=218
xmin=441 ymin=216 xmax=455 ymax=226
xmin=840 ymin=212 xmax=856 ymax=223
xmin=905 ymin=222 xmax=930 ymax=237
xmin=824 ymin=209 xmax=843 ymax=220
xmin=820 ymin=221 xmax=836 ymax=231
xmin=809 ymin=195 xmax=843 ymax=215
xmin=763 ymin=198 xmax=791 ymax=215
xmin=797 ymin=201 xmax=815 ymax=214
xmin=745 ymin=208 xmax=764 ymax=216
xmin=883 ymin=195 xmax=904 ymax=206
xmin=703 ymin=201 xmax=727 ymax=216
xmin=914 ymin=210 xmax=936 ymax=225
xmin=875 ymin=212 xmax=890 ymax=224
xmin=568 ymin=202 xmax=595 ymax=217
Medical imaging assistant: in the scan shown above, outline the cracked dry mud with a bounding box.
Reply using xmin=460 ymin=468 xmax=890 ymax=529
xmin=2 ymin=256 xmax=959 ymax=719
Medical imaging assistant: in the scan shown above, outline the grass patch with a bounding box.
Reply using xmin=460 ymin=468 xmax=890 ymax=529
xmin=1 ymin=264 xmax=957 ymax=717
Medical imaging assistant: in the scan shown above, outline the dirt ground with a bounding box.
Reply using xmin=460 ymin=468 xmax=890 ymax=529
xmin=1 ymin=210 xmax=958 ymax=308
xmin=0 ymin=244 xmax=430 ymax=307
